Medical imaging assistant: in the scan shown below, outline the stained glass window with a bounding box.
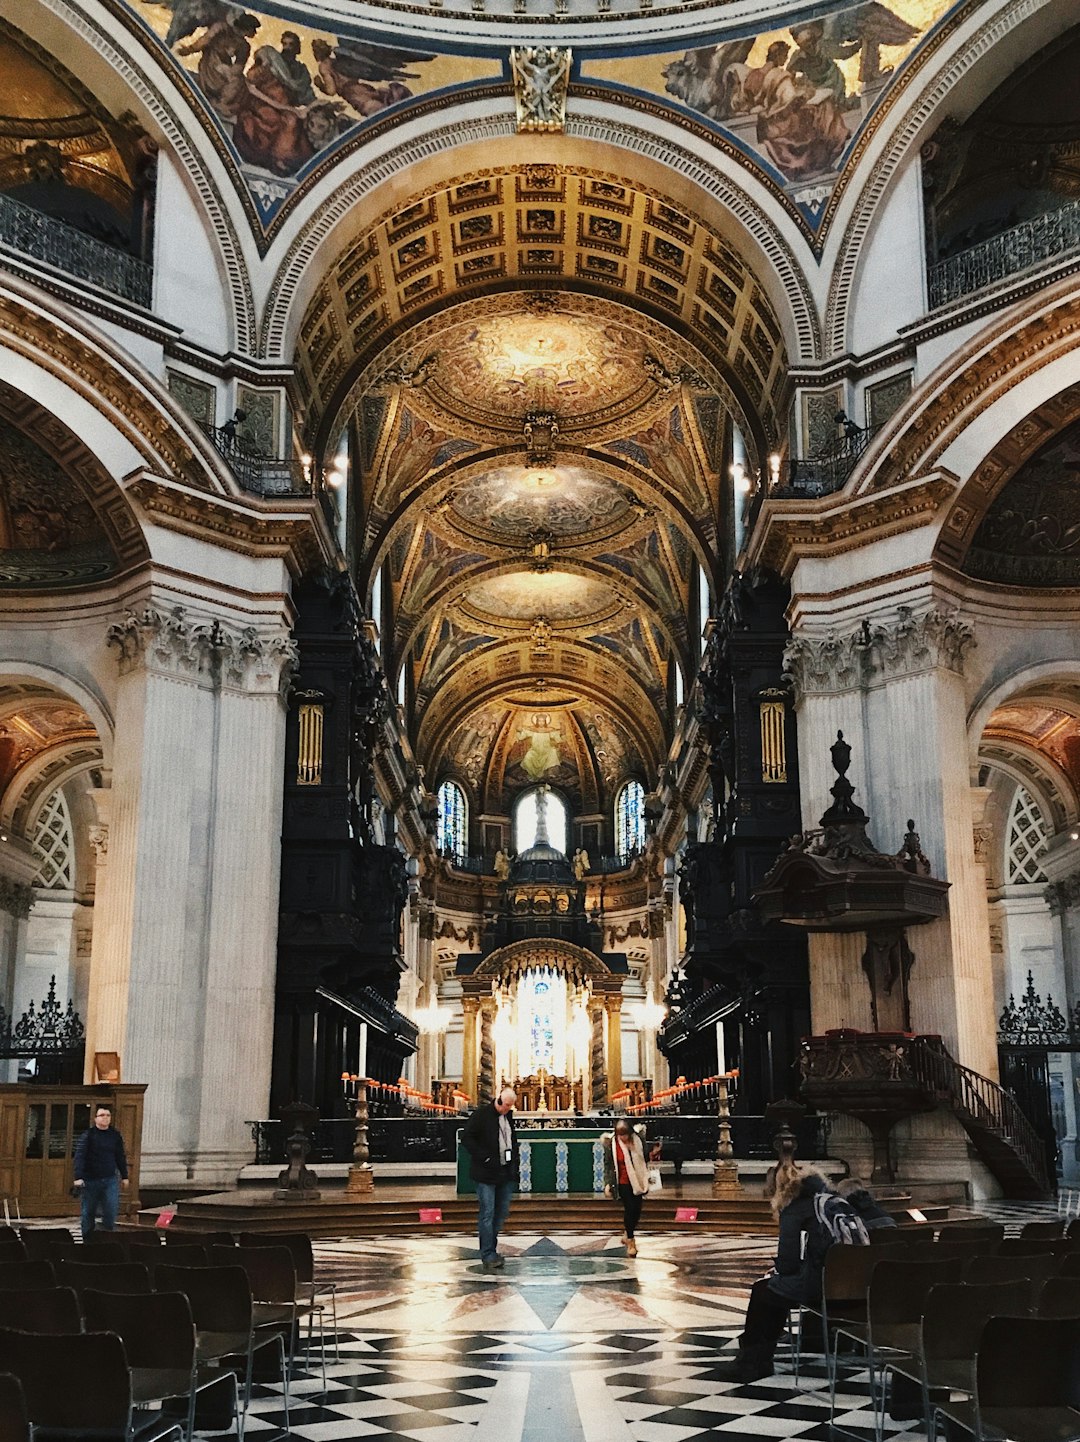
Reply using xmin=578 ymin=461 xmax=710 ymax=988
xmin=436 ymin=780 xmax=467 ymax=859
xmin=1006 ymin=784 xmax=1049 ymax=884
xmin=514 ymin=787 xmax=568 ymax=854
xmin=615 ymin=780 xmax=646 ymax=859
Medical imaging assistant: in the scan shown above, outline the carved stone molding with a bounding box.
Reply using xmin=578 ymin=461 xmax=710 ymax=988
xmin=88 ymin=825 xmax=109 ymax=859
xmin=1047 ymin=873 xmax=1080 ymax=917
xmin=972 ymin=822 xmax=993 ymax=867
xmin=783 ymin=605 xmax=975 ymax=701
xmin=0 ymin=876 xmax=34 ymax=920
xmin=107 ymin=605 xmax=298 ymax=696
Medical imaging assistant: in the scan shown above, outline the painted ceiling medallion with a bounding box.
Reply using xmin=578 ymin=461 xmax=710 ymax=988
xmin=461 ymin=570 xmax=616 ymax=623
xmin=419 ymin=308 xmax=676 ymax=439
xmin=447 ymin=463 xmax=639 ymax=542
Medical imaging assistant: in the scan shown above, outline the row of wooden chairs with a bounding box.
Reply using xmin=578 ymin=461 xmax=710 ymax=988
xmin=0 ymin=1260 xmax=297 ymax=1442
xmin=798 ymin=1230 xmax=1080 ymax=1442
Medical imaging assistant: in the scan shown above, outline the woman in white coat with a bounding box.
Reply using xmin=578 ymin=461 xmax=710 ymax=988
xmin=601 ymin=1118 xmax=660 ymax=1256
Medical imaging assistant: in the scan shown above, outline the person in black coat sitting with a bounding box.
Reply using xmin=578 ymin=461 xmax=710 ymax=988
xmin=725 ymin=1163 xmax=842 ymax=1382
xmin=837 ymin=1176 xmax=897 ymax=1230
xmin=461 ymin=1088 xmax=518 ymax=1271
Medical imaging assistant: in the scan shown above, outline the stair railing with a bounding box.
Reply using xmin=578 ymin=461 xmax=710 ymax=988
xmin=908 ymin=1036 xmax=1051 ymax=1195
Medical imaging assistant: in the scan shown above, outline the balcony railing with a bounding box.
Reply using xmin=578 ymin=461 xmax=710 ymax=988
xmin=199 ymin=424 xmax=313 ymax=499
xmin=772 ymin=422 xmax=881 ymax=500
xmin=928 ymin=198 xmax=1080 ymax=309
xmin=0 ymin=191 xmax=151 ymax=307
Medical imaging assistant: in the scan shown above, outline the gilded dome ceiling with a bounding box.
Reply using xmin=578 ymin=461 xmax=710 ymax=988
xmin=419 ymin=307 xmax=677 ymax=439
xmin=447 ymin=462 xmax=640 ymax=543
xmin=459 ymin=570 xmax=618 ymax=625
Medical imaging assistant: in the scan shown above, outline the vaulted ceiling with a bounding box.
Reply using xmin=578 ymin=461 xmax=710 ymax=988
xmin=306 ymin=166 xmax=787 ymax=823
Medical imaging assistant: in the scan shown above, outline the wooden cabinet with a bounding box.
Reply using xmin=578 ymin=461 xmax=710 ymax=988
xmin=0 ymin=1085 xmax=146 ymax=1217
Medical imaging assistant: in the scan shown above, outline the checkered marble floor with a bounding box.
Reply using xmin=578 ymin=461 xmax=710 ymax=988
xmin=225 ymin=1229 xmax=962 ymax=1442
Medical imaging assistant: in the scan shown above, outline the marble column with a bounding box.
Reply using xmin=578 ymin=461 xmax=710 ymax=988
xmin=87 ymin=603 xmax=295 ymax=1187
xmin=462 ymin=996 xmax=480 ymax=1102
xmin=786 ymin=603 xmax=999 ymax=1079
xmin=589 ymin=1001 xmax=607 ymax=1106
xmin=0 ymin=860 xmax=34 ymax=1085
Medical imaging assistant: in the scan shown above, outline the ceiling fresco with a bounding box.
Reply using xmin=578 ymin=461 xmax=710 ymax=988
xmin=460 ymin=571 xmax=616 ymax=624
xmin=447 ymin=463 xmax=641 ymax=543
xmin=0 ymin=684 xmax=99 ymax=802
xmin=443 ymin=699 xmax=645 ymax=813
xmin=118 ymin=0 xmax=500 ymax=225
xmin=982 ymin=698 xmax=1080 ymax=805
xmin=580 ymin=0 xmax=961 ymax=231
xmin=110 ymin=0 xmax=965 ymax=241
xmin=296 ymin=175 xmax=788 ymax=457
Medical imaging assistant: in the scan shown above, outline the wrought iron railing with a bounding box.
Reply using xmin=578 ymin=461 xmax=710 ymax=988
xmin=773 ymin=424 xmax=881 ymax=499
xmin=0 ymin=191 xmax=152 ymax=307
xmin=908 ymin=1035 xmax=1051 ymax=1195
xmin=199 ymin=424 xmax=313 ymax=499
xmin=928 ymin=199 xmax=1080 ymax=309
xmin=247 ymin=1110 xmax=829 ymax=1166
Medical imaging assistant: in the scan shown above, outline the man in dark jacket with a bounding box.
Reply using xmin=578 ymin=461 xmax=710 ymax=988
xmin=461 ymin=1088 xmax=518 ymax=1271
xmin=73 ymin=1103 xmax=129 ymax=1239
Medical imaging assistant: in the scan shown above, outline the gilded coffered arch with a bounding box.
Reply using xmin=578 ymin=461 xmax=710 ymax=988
xmin=293 ymin=164 xmax=789 ymax=465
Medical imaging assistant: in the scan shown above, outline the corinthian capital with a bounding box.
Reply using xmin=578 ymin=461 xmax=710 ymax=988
xmin=783 ymin=605 xmax=975 ymax=701
xmin=107 ymin=605 xmax=298 ymax=696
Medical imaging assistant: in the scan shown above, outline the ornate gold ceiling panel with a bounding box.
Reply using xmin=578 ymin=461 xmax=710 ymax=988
xmin=295 ymin=164 xmax=787 ymax=456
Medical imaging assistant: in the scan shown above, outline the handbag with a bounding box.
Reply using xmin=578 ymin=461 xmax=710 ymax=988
xmin=645 ymin=1166 xmax=663 ymax=1193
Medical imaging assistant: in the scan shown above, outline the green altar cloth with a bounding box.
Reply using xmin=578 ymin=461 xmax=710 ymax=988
xmin=456 ymin=1127 xmax=606 ymax=1194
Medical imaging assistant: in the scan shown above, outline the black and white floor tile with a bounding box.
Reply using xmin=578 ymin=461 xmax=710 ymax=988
xmin=227 ymin=1228 xmax=966 ymax=1442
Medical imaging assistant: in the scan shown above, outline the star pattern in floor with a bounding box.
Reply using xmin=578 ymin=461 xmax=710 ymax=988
xmin=229 ymin=1229 xmax=961 ymax=1442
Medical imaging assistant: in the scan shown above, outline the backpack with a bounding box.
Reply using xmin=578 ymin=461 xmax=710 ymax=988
xmin=813 ymin=1191 xmax=870 ymax=1247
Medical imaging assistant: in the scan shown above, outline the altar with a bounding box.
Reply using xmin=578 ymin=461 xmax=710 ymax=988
xmin=456 ymin=1126 xmax=606 ymax=1194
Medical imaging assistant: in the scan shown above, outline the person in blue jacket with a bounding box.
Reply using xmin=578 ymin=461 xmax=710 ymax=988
xmin=73 ymin=1103 xmax=129 ymax=1239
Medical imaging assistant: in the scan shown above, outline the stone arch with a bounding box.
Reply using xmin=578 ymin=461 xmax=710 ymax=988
xmin=16 ymin=0 xmax=256 ymax=352
xmin=475 ymin=937 xmax=613 ymax=981
xmin=260 ymin=120 xmax=818 ymax=371
xmin=823 ymin=0 xmax=1067 ymax=356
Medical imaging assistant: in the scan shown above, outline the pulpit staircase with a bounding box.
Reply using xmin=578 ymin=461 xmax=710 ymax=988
xmin=909 ymin=1038 xmax=1052 ymax=1200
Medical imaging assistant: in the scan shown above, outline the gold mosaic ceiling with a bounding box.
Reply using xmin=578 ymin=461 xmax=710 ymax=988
xmin=296 ymin=164 xmax=788 ymax=459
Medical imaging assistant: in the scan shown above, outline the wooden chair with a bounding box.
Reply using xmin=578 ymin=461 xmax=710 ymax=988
xmin=1038 ymin=1277 xmax=1080 ymax=1319
xmin=1021 ymin=1218 xmax=1066 ymax=1240
xmin=83 ymin=1288 xmax=237 ymax=1442
xmin=239 ymin=1230 xmax=339 ymax=1364
xmin=887 ymin=1279 xmax=1035 ymax=1442
xmin=218 ymin=1245 xmax=324 ymax=1391
xmin=155 ymin=1263 xmax=291 ymax=1442
xmin=935 ymin=1315 xmax=1080 ymax=1442
xmin=163 ymin=1231 xmax=234 ymax=1250
xmin=56 ymin=1259 xmax=152 ymax=1296
xmin=0 ymin=1260 xmax=55 ymax=1292
xmin=0 ymin=1240 xmax=27 ymax=1265
xmin=0 ymin=1286 xmax=82 ymax=1334
xmin=963 ymin=1253 xmax=1058 ymax=1285
xmin=794 ymin=1242 xmax=882 ymax=1383
xmin=0 ymin=1373 xmax=29 ymax=1442
xmin=18 ymin=1229 xmax=75 ymax=1263
xmin=830 ymin=1257 xmax=965 ymax=1439
xmin=0 ymin=1327 xmax=182 ymax=1442
xmin=934 ymin=1223 xmax=1004 ymax=1247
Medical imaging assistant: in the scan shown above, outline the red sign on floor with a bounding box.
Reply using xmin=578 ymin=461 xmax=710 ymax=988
xmin=419 ymin=1208 xmax=443 ymax=1223
xmin=155 ymin=1210 xmax=176 ymax=1228
xmin=674 ymin=1207 xmax=699 ymax=1222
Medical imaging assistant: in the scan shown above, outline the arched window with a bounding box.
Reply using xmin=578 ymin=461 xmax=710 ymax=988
xmin=615 ymin=780 xmax=646 ymax=859
xmin=436 ymin=780 xmax=467 ymax=859
xmin=1005 ymin=784 xmax=1049 ymax=885
xmin=32 ymin=788 xmax=74 ymax=890
xmin=514 ymin=787 xmax=568 ymax=855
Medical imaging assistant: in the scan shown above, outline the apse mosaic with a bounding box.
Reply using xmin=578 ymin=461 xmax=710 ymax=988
xmin=580 ymin=0 xmax=960 ymax=227
xmin=119 ymin=1 xmax=501 ymax=223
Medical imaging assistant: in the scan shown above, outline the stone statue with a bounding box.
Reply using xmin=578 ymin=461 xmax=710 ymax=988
xmin=572 ymin=848 xmax=590 ymax=881
xmin=494 ymin=849 xmax=511 ymax=881
xmin=511 ymin=46 xmax=572 ymax=133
